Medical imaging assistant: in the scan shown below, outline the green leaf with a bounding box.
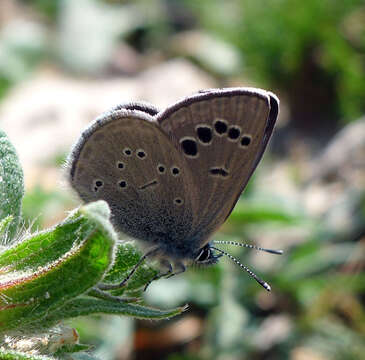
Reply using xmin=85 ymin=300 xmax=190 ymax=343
xmin=103 ymin=242 xmax=158 ymax=295
xmin=53 ymin=343 xmax=90 ymax=356
xmin=0 ymin=130 xmax=24 ymax=243
xmin=0 ymin=201 xmax=116 ymax=333
xmin=71 ymin=354 xmax=100 ymax=360
xmin=0 ymin=216 xmax=13 ymax=238
xmin=229 ymin=200 xmax=301 ymax=225
xmin=0 ymin=202 xmax=114 ymax=273
xmin=282 ymin=242 xmax=355 ymax=281
xmin=44 ymin=298 xmax=186 ymax=323
xmin=0 ymin=350 xmax=54 ymax=360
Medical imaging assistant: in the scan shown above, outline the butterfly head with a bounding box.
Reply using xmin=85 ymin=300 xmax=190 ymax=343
xmin=190 ymin=241 xmax=283 ymax=292
xmin=193 ymin=243 xmax=223 ymax=266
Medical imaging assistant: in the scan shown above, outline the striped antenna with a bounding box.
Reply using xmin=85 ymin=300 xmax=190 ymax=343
xmin=213 ymin=240 xmax=283 ymax=255
xmin=211 ymin=246 xmax=272 ymax=291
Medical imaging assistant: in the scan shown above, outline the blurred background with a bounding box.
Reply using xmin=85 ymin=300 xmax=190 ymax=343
xmin=0 ymin=0 xmax=364 ymax=359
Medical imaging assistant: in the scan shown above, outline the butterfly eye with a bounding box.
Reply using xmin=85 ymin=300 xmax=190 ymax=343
xmin=195 ymin=247 xmax=211 ymax=262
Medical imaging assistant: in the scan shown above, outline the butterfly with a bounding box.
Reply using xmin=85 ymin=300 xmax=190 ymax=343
xmin=68 ymin=87 xmax=282 ymax=291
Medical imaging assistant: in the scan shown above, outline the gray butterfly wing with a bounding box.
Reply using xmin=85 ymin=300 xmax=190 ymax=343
xmin=110 ymin=102 xmax=160 ymax=116
xmin=68 ymin=108 xmax=197 ymax=246
xmin=156 ymin=87 xmax=279 ymax=240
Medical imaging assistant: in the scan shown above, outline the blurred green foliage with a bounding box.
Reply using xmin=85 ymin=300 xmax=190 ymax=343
xmin=183 ymin=0 xmax=365 ymax=123
xmin=22 ymin=185 xmax=75 ymax=230
xmin=0 ymin=16 xmax=47 ymax=100
xmin=20 ymin=0 xmax=61 ymax=20
xmin=2 ymin=0 xmax=365 ymax=125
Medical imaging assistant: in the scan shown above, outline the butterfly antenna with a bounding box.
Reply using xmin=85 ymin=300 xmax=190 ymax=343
xmin=211 ymin=246 xmax=272 ymax=292
xmin=213 ymin=240 xmax=283 ymax=255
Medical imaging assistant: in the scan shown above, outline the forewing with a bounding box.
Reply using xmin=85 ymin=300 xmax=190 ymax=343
xmin=156 ymin=88 xmax=279 ymax=238
xmin=68 ymin=108 xmax=196 ymax=243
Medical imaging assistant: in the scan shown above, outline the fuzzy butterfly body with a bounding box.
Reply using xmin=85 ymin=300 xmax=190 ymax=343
xmin=68 ymin=88 xmax=279 ymax=287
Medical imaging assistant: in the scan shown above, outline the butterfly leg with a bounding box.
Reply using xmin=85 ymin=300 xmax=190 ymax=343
xmin=143 ymin=259 xmax=173 ymax=291
xmin=165 ymin=262 xmax=186 ymax=279
xmin=98 ymin=247 xmax=159 ymax=291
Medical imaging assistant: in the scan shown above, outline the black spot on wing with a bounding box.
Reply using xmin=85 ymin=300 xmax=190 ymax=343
xmin=180 ymin=138 xmax=198 ymax=157
xmin=209 ymin=167 xmax=229 ymax=178
xmin=196 ymin=125 xmax=212 ymax=144
xmin=139 ymin=180 xmax=158 ymax=190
